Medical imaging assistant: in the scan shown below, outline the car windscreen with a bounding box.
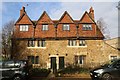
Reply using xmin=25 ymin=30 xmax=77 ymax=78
xmin=3 ymin=61 xmax=15 ymax=68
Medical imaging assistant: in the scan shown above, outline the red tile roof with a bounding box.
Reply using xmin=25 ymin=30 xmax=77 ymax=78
xmin=14 ymin=7 xmax=104 ymax=39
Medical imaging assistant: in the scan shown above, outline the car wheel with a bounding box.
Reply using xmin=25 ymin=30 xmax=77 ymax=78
xmin=102 ymin=73 xmax=112 ymax=80
xmin=13 ymin=75 xmax=22 ymax=80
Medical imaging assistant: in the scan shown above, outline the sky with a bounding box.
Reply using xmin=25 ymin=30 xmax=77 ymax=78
xmin=1 ymin=0 xmax=120 ymax=39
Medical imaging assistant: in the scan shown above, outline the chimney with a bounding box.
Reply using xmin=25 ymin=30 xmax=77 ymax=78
xmin=89 ymin=7 xmax=94 ymax=20
xmin=20 ymin=6 xmax=25 ymax=16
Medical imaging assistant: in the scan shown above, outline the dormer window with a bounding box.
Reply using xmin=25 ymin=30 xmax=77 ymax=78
xmin=42 ymin=24 xmax=48 ymax=31
xmin=82 ymin=24 xmax=92 ymax=30
xmin=20 ymin=25 xmax=29 ymax=31
xmin=63 ymin=24 xmax=70 ymax=31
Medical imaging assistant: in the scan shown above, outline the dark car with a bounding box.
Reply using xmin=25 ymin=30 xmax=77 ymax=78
xmin=90 ymin=59 xmax=120 ymax=80
xmin=0 ymin=60 xmax=32 ymax=80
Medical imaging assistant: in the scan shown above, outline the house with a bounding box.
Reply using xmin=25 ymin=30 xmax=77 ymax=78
xmin=13 ymin=6 xmax=119 ymax=69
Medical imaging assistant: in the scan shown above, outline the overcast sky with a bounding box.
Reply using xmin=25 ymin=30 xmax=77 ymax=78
xmin=1 ymin=1 xmax=119 ymax=38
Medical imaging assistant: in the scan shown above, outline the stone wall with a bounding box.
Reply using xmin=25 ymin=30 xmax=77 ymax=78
xmin=13 ymin=39 xmax=119 ymax=69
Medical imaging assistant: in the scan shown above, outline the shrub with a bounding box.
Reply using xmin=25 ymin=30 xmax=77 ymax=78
xmin=31 ymin=68 xmax=51 ymax=77
xmin=57 ymin=65 xmax=89 ymax=75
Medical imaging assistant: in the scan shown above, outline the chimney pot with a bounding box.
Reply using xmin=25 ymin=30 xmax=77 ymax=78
xmin=89 ymin=7 xmax=94 ymax=20
xmin=20 ymin=6 xmax=25 ymax=16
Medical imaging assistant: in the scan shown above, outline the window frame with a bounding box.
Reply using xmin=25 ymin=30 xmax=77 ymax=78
xmin=42 ymin=24 xmax=49 ymax=31
xmin=37 ymin=40 xmax=46 ymax=47
xmin=79 ymin=40 xmax=86 ymax=46
xmin=68 ymin=40 xmax=77 ymax=46
xmin=28 ymin=56 xmax=39 ymax=64
xmin=19 ymin=25 xmax=29 ymax=31
xmin=82 ymin=24 xmax=92 ymax=30
xmin=63 ymin=24 xmax=70 ymax=31
xmin=75 ymin=55 xmax=85 ymax=65
xmin=28 ymin=40 xmax=35 ymax=47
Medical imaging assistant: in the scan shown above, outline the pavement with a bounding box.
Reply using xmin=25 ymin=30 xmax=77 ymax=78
xmin=31 ymin=71 xmax=92 ymax=80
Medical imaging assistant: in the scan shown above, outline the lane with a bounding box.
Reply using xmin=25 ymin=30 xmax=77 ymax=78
xmin=31 ymin=77 xmax=92 ymax=80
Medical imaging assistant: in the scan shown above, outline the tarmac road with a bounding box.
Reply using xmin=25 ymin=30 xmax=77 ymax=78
xmin=31 ymin=77 xmax=92 ymax=80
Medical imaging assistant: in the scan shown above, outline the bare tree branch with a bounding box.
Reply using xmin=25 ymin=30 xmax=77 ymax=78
xmin=97 ymin=18 xmax=110 ymax=39
xmin=2 ymin=20 xmax=15 ymax=59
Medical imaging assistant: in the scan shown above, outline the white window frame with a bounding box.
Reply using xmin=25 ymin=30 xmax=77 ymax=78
xmin=28 ymin=40 xmax=35 ymax=47
xmin=20 ymin=25 xmax=29 ymax=31
xmin=75 ymin=55 xmax=85 ymax=65
xmin=79 ymin=40 xmax=86 ymax=46
xmin=38 ymin=40 xmax=46 ymax=47
xmin=82 ymin=24 xmax=92 ymax=30
xmin=68 ymin=40 xmax=77 ymax=46
xmin=63 ymin=24 xmax=70 ymax=31
xmin=42 ymin=24 xmax=48 ymax=31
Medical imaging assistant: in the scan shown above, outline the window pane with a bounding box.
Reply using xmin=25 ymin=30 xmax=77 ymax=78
xmin=73 ymin=40 xmax=76 ymax=46
xmin=63 ymin=24 xmax=70 ymax=30
xmin=42 ymin=24 xmax=48 ymax=31
xmin=35 ymin=56 xmax=39 ymax=64
xmin=41 ymin=40 xmax=45 ymax=47
xmin=31 ymin=56 xmax=34 ymax=64
xmin=79 ymin=56 xmax=83 ymax=64
xmin=82 ymin=24 xmax=92 ymax=30
xmin=75 ymin=56 xmax=79 ymax=64
xmin=4 ymin=61 xmax=14 ymax=68
xmin=38 ymin=40 xmax=40 ymax=47
xmin=28 ymin=40 xmax=35 ymax=47
xmin=20 ymin=25 xmax=29 ymax=31
xmin=79 ymin=40 xmax=86 ymax=46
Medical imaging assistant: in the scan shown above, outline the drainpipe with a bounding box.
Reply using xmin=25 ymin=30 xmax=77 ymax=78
xmin=76 ymin=23 xmax=79 ymax=39
xmin=54 ymin=24 xmax=58 ymax=40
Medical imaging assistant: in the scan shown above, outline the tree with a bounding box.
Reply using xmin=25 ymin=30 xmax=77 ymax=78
xmin=2 ymin=20 xmax=15 ymax=59
xmin=97 ymin=18 xmax=110 ymax=39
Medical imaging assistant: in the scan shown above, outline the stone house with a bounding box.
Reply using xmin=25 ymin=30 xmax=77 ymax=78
xmin=13 ymin=6 xmax=119 ymax=69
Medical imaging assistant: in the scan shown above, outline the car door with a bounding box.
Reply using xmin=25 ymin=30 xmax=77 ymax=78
xmin=2 ymin=61 xmax=15 ymax=78
xmin=111 ymin=60 xmax=120 ymax=79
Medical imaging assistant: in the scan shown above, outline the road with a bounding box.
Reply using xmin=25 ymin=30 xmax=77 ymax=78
xmin=31 ymin=77 xmax=92 ymax=80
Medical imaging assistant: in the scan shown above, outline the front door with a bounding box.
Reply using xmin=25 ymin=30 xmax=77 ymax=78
xmin=51 ymin=57 xmax=56 ymax=70
xmin=59 ymin=57 xmax=64 ymax=69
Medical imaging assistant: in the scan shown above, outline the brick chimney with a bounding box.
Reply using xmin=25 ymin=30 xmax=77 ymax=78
xmin=89 ymin=7 xmax=94 ymax=20
xmin=20 ymin=6 xmax=26 ymax=16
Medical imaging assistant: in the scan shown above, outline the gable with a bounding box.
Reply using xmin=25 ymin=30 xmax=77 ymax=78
xmin=80 ymin=12 xmax=95 ymax=23
xmin=59 ymin=11 xmax=74 ymax=23
xmin=37 ymin=11 xmax=53 ymax=24
xmin=15 ymin=14 xmax=33 ymax=25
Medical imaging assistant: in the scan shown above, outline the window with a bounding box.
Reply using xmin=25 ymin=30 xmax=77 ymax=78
xmin=35 ymin=56 xmax=39 ymax=64
xmin=82 ymin=24 xmax=92 ymax=30
xmin=63 ymin=24 xmax=70 ymax=30
xmin=20 ymin=25 xmax=29 ymax=31
xmin=4 ymin=61 xmax=15 ymax=68
xmin=28 ymin=56 xmax=39 ymax=64
xmin=42 ymin=24 xmax=48 ymax=31
xmin=28 ymin=40 xmax=35 ymax=47
xmin=75 ymin=55 xmax=85 ymax=64
xmin=38 ymin=40 xmax=46 ymax=47
xmin=68 ymin=40 xmax=77 ymax=46
xmin=79 ymin=40 xmax=86 ymax=46
xmin=110 ymin=56 xmax=117 ymax=60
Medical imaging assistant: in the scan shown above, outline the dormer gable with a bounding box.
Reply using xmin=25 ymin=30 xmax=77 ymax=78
xmin=15 ymin=13 xmax=33 ymax=25
xmin=80 ymin=11 xmax=95 ymax=23
xmin=59 ymin=11 xmax=74 ymax=23
xmin=15 ymin=7 xmax=33 ymax=25
xmin=37 ymin=11 xmax=53 ymax=24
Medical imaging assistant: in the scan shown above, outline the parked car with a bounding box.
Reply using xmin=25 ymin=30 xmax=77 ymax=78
xmin=0 ymin=60 xmax=32 ymax=80
xmin=90 ymin=59 xmax=120 ymax=80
